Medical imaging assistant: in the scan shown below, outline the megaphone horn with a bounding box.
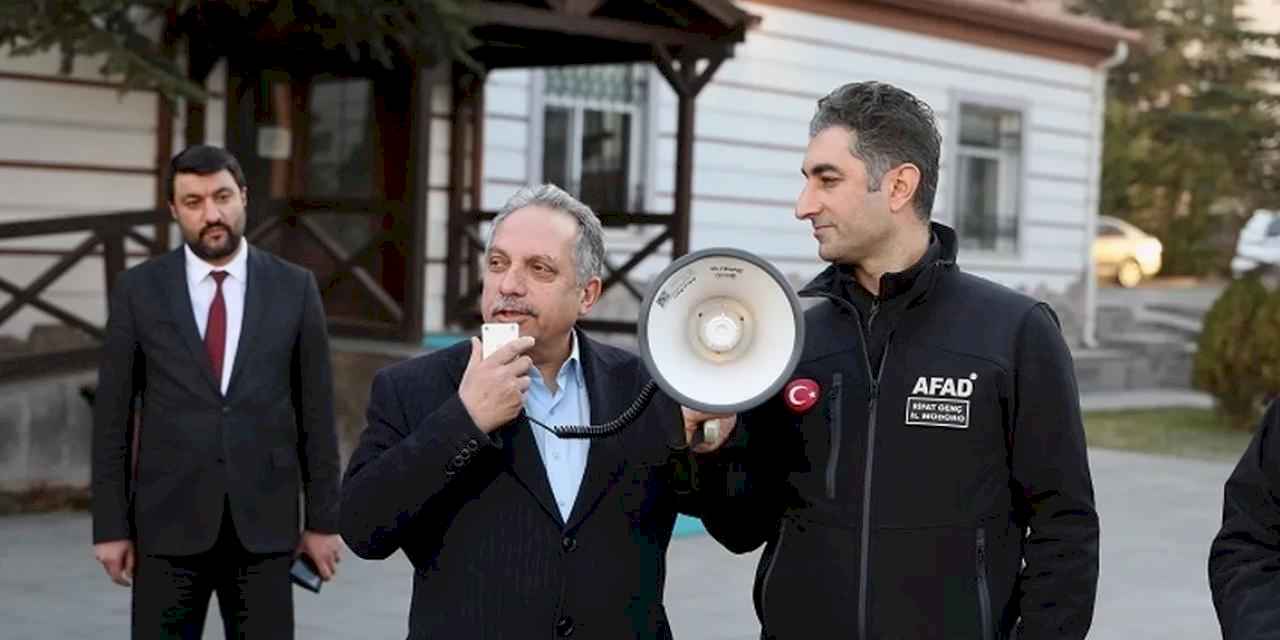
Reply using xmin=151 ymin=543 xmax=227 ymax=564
xmin=532 ymin=248 xmax=805 ymax=442
xmin=639 ymin=248 xmax=806 ymax=416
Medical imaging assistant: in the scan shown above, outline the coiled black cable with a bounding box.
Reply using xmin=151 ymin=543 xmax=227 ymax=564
xmin=525 ymin=380 xmax=659 ymax=439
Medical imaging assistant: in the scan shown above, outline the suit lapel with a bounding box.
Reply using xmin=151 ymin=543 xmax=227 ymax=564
xmin=501 ymin=416 xmax=566 ymax=528
xmin=225 ymin=246 xmax=268 ymax=398
xmin=564 ymin=334 xmax=627 ymax=531
xmin=164 ymin=248 xmax=221 ymax=396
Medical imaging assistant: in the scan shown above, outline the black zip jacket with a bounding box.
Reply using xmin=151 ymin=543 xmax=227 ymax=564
xmin=698 ymin=223 xmax=1099 ymax=640
xmin=1209 ymin=400 xmax=1280 ymax=639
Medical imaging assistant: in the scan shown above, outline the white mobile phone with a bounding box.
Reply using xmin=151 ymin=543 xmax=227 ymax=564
xmin=481 ymin=322 xmax=520 ymax=359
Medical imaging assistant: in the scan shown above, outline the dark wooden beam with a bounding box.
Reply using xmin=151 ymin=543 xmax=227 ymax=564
xmin=464 ymin=2 xmax=727 ymax=48
xmin=154 ymin=6 xmax=178 ymax=254
xmin=405 ymin=63 xmax=440 ymax=341
xmin=0 ymin=160 xmax=156 ymax=176
xmin=0 ymin=235 xmax=102 ymax=329
xmin=599 ymin=228 xmax=671 ymax=298
xmin=653 ymin=46 xmax=728 ymax=258
xmin=0 ymin=210 xmax=163 ymax=240
xmin=563 ymin=0 xmax=607 ymax=16
xmin=445 ymin=66 xmax=479 ymax=326
xmin=295 ymin=217 xmax=404 ymax=323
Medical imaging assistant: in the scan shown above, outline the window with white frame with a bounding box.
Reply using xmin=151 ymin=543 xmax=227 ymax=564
xmin=952 ymin=102 xmax=1023 ymax=254
xmin=538 ymin=64 xmax=649 ymax=213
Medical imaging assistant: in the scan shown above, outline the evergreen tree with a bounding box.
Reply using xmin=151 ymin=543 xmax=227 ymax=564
xmin=1069 ymin=0 xmax=1280 ymax=275
xmin=0 ymin=1 xmax=476 ymax=102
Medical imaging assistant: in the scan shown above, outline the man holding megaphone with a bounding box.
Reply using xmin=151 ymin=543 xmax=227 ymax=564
xmin=690 ymin=81 xmax=1099 ymax=640
xmin=339 ymin=184 xmax=735 ymax=639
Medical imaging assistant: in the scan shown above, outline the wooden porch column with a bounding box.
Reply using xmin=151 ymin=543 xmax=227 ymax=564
xmin=445 ymin=65 xmax=486 ymax=326
xmin=653 ymin=46 xmax=725 ymax=258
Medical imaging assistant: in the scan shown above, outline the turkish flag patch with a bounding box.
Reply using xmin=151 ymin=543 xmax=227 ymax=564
xmin=784 ymin=378 xmax=821 ymax=414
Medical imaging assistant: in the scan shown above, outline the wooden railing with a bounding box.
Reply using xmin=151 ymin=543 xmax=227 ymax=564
xmin=0 ymin=209 xmax=168 ymax=382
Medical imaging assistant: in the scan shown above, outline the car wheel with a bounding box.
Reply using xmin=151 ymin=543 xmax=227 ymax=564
xmin=1117 ymin=259 xmax=1144 ymax=288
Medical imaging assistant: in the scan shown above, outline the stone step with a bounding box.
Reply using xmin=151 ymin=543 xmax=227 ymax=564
xmin=1072 ymin=343 xmax=1196 ymax=393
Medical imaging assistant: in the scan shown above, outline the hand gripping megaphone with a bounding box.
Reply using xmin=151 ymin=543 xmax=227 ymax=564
xmin=537 ymin=248 xmax=805 ymax=443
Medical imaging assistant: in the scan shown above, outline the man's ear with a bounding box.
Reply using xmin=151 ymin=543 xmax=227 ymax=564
xmin=886 ymin=163 xmax=921 ymax=215
xmin=579 ymin=276 xmax=603 ymax=315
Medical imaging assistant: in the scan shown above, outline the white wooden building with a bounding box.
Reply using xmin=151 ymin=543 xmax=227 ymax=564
xmin=0 ymin=0 xmax=1137 ymax=361
xmin=466 ymin=0 xmax=1138 ymax=344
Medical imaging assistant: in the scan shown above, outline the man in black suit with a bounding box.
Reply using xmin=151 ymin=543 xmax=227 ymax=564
xmin=340 ymin=184 xmax=735 ymax=639
xmin=91 ymin=145 xmax=343 ymax=639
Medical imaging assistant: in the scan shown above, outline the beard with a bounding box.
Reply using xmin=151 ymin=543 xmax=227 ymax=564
xmin=188 ymin=224 xmax=242 ymax=262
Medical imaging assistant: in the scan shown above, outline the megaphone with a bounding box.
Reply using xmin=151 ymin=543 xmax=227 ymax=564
xmin=532 ymin=248 xmax=805 ymax=443
xmin=638 ymin=248 xmax=805 ymax=441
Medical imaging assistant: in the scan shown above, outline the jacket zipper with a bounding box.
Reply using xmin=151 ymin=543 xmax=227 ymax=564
xmin=977 ymin=527 xmax=994 ymax=640
xmin=825 ymin=373 xmax=844 ymax=500
xmin=858 ymin=339 xmax=889 ymax=639
xmin=803 ymin=290 xmax=889 ymax=640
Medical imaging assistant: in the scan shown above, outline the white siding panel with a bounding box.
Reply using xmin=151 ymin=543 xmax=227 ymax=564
xmin=430 ymin=118 xmax=452 ymax=188
xmin=1026 ymin=152 xmax=1091 ymax=181
xmin=657 ymin=105 xmax=809 ymax=151
xmin=0 ymin=123 xmax=154 ymax=168
xmin=483 ymin=149 xmax=526 ymax=183
xmin=485 ymin=84 xmax=530 ymax=119
xmin=0 ymin=170 xmax=153 ymax=218
xmin=482 ymin=182 xmax=523 ymax=211
xmin=1024 ymin=200 xmax=1090 ymax=227
xmin=657 ymin=166 xmax=797 ymax=205
xmin=740 ymin=2 xmax=1095 ymax=88
xmin=1027 ymin=177 xmax=1089 ymax=206
xmin=485 ymin=118 xmax=528 ymax=153
xmin=0 ymin=80 xmax=157 ymax=129
xmin=489 ymin=69 xmax=532 ymax=88
xmin=657 ymin=138 xmax=803 ymax=177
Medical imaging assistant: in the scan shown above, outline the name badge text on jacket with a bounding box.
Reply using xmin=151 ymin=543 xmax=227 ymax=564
xmin=905 ymin=374 xmax=977 ymax=429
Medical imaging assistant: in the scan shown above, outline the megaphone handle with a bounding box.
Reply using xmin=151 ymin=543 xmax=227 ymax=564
xmin=699 ymin=418 xmax=721 ymax=446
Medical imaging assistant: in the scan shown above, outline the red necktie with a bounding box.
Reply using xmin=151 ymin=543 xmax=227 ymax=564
xmin=205 ymin=271 xmax=228 ymax=388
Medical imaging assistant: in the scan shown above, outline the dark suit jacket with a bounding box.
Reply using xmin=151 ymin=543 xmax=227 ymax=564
xmin=91 ymin=245 xmax=340 ymax=556
xmin=341 ymin=332 xmax=711 ymax=640
xmin=1210 ymin=400 xmax=1280 ymax=638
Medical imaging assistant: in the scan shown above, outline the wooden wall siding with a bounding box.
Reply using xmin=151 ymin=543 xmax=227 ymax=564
xmin=0 ymin=48 xmax=226 ymax=341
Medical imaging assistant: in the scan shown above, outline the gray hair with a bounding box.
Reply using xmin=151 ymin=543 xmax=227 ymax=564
xmin=486 ymin=184 xmax=606 ymax=286
xmin=808 ymin=81 xmax=942 ymax=221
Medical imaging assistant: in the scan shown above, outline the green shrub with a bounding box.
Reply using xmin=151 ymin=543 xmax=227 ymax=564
xmin=1193 ymin=271 xmax=1279 ymax=429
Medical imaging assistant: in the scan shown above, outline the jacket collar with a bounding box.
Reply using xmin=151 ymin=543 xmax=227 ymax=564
xmin=799 ymin=221 xmax=958 ymax=307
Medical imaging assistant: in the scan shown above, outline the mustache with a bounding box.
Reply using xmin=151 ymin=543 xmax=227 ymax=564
xmin=201 ymin=223 xmax=231 ymax=238
xmin=490 ymin=297 xmax=536 ymax=317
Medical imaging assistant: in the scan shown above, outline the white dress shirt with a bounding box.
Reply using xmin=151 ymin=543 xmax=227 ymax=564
xmin=185 ymin=240 xmax=248 ymax=395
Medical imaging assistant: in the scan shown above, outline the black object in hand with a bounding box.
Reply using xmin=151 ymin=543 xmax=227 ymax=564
xmin=290 ymin=554 xmax=323 ymax=593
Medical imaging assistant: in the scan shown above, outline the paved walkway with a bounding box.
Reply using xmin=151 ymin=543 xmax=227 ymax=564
xmin=0 ymin=447 xmax=1235 ymax=639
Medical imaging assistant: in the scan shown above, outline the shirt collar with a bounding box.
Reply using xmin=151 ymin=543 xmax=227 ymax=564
xmin=529 ymin=330 xmax=583 ymax=387
xmin=184 ymin=239 xmax=248 ymax=288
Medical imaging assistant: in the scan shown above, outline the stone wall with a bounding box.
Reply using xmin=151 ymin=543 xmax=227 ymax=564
xmin=0 ymin=342 xmax=414 ymax=497
xmin=0 ymin=370 xmax=97 ymax=493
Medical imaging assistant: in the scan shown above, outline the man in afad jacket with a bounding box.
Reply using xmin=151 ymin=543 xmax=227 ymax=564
xmin=690 ymin=81 xmax=1100 ymax=640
